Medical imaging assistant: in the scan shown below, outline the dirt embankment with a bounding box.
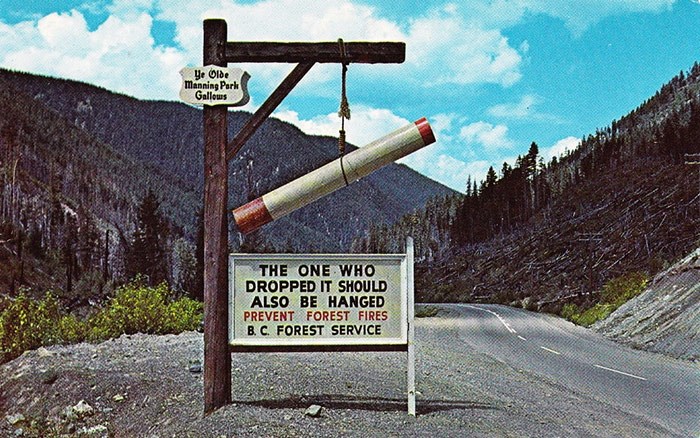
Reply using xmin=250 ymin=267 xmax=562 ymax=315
xmin=593 ymin=247 xmax=700 ymax=362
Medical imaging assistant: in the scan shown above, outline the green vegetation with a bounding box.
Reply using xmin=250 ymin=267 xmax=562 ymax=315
xmin=0 ymin=279 xmax=202 ymax=363
xmin=415 ymin=305 xmax=440 ymax=318
xmin=561 ymin=272 xmax=649 ymax=327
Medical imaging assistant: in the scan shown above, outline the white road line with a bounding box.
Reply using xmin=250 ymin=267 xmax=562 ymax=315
xmin=518 ymin=335 xmax=528 ymax=341
xmin=540 ymin=346 xmax=561 ymax=355
xmin=465 ymin=305 xmax=517 ymax=334
xmin=594 ymin=364 xmax=647 ymax=381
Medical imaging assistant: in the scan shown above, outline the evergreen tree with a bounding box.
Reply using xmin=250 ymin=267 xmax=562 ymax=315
xmin=485 ymin=166 xmax=498 ymax=190
xmin=125 ymin=190 xmax=169 ymax=286
xmin=525 ymin=142 xmax=539 ymax=179
xmin=173 ymin=238 xmax=198 ymax=299
xmin=76 ymin=204 xmax=100 ymax=272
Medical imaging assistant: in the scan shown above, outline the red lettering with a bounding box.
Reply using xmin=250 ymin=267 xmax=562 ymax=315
xmin=305 ymin=310 xmax=350 ymax=321
xmin=358 ymin=310 xmax=388 ymax=321
xmin=243 ymin=310 xmax=295 ymax=321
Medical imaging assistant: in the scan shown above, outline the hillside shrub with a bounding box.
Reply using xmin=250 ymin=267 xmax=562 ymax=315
xmin=415 ymin=305 xmax=439 ymax=318
xmin=0 ymin=292 xmax=45 ymax=361
xmin=560 ymin=303 xmax=579 ymax=320
xmin=0 ymin=291 xmax=81 ymax=362
xmin=162 ymin=297 xmax=204 ymax=333
xmin=561 ymin=272 xmax=648 ymax=327
xmin=600 ymin=271 xmax=649 ymax=307
xmin=87 ymin=279 xmax=203 ymax=342
xmin=570 ymin=303 xmax=616 ymax=327
xmin=1 ymin=280 xmax=203 ymax=363
xmin=56 ymin=314 xmax=88 ymax=344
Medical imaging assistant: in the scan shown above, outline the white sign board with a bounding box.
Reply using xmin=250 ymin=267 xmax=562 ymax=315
xmin=229 ymin=253 xmax=409 ymax=347
xmin=179 ymin=65 xmax=250 ymax=106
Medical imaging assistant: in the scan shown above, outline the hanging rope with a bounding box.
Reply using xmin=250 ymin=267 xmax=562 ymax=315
xmin=337 ymin=38 xmax=351 ymax=186
xmin=338 ymin=38 xmax=351 ymax=156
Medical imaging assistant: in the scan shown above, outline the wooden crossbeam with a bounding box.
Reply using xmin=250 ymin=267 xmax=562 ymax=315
xmin=225 ymin=41 xmax=405 ymax=64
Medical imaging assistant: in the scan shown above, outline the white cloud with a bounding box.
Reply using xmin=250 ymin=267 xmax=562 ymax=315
xmin=0 ymin=9 xmax=187 ymax=100
xmin=274 ymin=104 xmax=409 ymax=147
xmin=158 ymin=0 xmax=406 ymax=93
xmin=405 ymin=5 xmax=523 ymax=87
xmin=543 ymin=136 xmax=580 ymax=160
xmin=156 ymin=1 xmax=525 ymax=90
xmin=273 ymin=108 xmax=579 ymax=192
xmin=395 ymin=112 xmax=520 ymax=191
xmin=0 ymin=0 xmax=674 ymax=194
xmin=396 ymin=112 xmax=481 ymax=191
xmin=420 ymin=112 xmax=466 ymax=147
xmin=395 ymin=131 xmax=484 ymax=192
xmin=0 ymin=0 xmax=678 ymax=103
xmin=4 ymin=0 xmax=595 ymax=107
xmin=459 ymin=121 xmax=515 ymax=150
xmin=399 ymin=149 xmax=488 ymax=193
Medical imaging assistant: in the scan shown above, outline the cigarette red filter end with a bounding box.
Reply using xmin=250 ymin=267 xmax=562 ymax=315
xmin=233 ymin=197 xmax=273 ymax=234
xmin=415 ymin=117 xmax=436 ymax=146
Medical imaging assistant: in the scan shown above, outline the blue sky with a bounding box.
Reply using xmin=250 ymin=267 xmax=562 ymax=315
xmin=1 ymin=0 xmax=699 ymax=192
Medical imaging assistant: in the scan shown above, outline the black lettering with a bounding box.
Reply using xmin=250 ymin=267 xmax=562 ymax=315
xmin=246 ymin=280 xmax=256 ymax=292
xmin=338 ymin=264 xmax=374 ymax=277
xmin=260 ymin=264 xmax=288 ymax=276
xmin=328 ymin=295 xmax=384 ymax=308
xmin=245 ymin=280 xmax=316 ymax=293
xmin=298 ymin=264 xmax=331 ymax=277
xmin=331 ymin=324 xmax=382 ymax=336
xmin=250 ymin=295 xmax=289 ymax=308
xmin=337 ymin=280 xmax=387 ymax=293
xmin=300 ymin=295 xmax=318 ymax=308
xmin=275 ymin=325 xmax=325 ymax=336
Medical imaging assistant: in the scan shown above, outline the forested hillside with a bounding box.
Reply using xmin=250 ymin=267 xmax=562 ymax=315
xmin=0 ymin=69 xmax=453 ymax=305
xmin=357 ymin=62 xmax=700 ymax=312
xmin=5 ymin=60 xmax=699 ymax=317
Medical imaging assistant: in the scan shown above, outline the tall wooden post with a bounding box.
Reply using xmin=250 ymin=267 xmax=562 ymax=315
xmin=203 ymin=18 xmax=231 ymax=413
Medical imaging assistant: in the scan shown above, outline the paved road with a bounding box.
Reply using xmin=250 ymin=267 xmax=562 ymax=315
xmin=440 ymin=303 xmax=700 ymax=437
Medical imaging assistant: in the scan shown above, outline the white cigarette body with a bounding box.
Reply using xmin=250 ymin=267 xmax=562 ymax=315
xmin=233 ymin=117 xmax=435 ymax=234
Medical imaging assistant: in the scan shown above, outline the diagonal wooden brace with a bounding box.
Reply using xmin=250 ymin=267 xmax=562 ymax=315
xmin=227 ymin=62 xmax=314 ymax=161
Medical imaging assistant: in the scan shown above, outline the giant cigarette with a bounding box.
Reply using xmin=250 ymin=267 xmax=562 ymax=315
xmin=233 ymin=117 xmax=436 ymax=234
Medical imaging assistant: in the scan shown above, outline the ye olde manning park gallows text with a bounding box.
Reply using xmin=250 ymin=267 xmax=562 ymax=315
xmin=179 ymin=65 xmax=250 ymax=106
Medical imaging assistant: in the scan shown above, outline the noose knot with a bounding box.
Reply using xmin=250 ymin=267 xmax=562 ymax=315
xmin=338 ymin=38 xmax=350 ymax=155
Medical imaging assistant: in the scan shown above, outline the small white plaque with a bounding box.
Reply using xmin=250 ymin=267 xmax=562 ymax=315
xmin=179 ymin=66 xmax=250 ymax=106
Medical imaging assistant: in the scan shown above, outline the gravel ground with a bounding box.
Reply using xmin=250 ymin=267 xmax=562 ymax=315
xmin=1 ymin=308 xmax=673 ymax=437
